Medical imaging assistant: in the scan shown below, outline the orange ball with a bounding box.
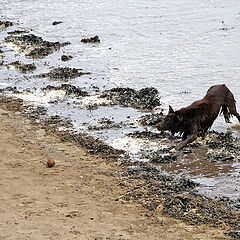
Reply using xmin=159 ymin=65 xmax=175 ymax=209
xmin=47 ymin=159 xmax=55 ymax=168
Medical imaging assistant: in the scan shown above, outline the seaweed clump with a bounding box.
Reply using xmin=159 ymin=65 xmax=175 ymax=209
xmin=88 ymin=117 xmax=122 ymax=131
xmin=0 ymin=21 xmax=13 ymax=29
xmin=7 ymin=30 xmax=29 ymax=35
xmin=81 ymin=35 xmax=100 ymax=43
xmin=101 ymin=87 xmax=160 ymax=110
xmin=42 ymin=84 xmax=88 ymax=97
xmin=7 ymin=61 xmax=36 ymax=73
xmin=5 ymin=34 xmax=70 ymax=58
xmin=203 ymin=131 xmax=240 ymax=162
xmin=128 ymin=130 xmax=169 ymax=140
xmin=119 ymin=160 xmax=240 ymax=238
xmin=57 ymin=130 xmax=124 ymax=159
xmin=39 ymin=67 xmax=90 ymax=80
xmin=138 ymin=112 xmax=164 ymax=126
xmin=147 ymin=150 xmax=177 ymax=164
xmin=127 ymin=130 xmax=179 ymax=163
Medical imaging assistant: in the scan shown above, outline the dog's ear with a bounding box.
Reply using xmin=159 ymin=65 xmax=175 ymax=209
xmin=169 ymin=105 xmax=174 ymax=113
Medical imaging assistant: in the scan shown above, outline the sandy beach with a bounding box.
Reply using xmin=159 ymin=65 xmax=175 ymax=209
xmin=0 ymin=97 xmax=229 ymax=239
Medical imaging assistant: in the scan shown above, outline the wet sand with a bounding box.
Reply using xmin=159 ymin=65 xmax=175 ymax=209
xmin=0 ymin=97 xmax=228 ymax=239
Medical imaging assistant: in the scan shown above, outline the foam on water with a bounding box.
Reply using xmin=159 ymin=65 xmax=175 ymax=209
xmin=111 ymin=136 xmax=163 ymax=158
xmin=13 ymin=90 xmax=66 ymax=105
xmin=77 ymin=95 xmax=112 ymax=109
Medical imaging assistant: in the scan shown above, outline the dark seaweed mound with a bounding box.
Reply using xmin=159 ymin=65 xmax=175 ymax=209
xmin=81 ymin=35 xmax=100 ymax=43
xmin=39 ymin=67 xmax=90 ymax=80
xmin=0 ymin=21 xmax=13 ymax=29
xmin=204 ymin=131 xmax=240 ymax=162
xmin=127 ymin=130 xmax=178 ymax=163
xmin=138 ymin=112 xmax=164 ymax=126
xmin=101 ymin=87 xmax=160 ymax=110
xmin=128 ymin=130 xmax=169 ymax=140
xmin=5 ymin=34 xmax=70 ymax=57
xmin=148 ymin=150 xmax=178 ymax=164
xmin=88 ymin=117 xmax=122 ymax=130
xmin=42 ymin=84 xmax=88 ymax=97
xmin=7 ymin=30 xmax=29 ymax=35
xmin=8 ymin=61 xmax=36 ymax=73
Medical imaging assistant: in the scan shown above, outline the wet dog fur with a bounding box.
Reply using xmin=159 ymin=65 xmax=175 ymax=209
xmin=156 ymin=84 xmax=240 ymax=150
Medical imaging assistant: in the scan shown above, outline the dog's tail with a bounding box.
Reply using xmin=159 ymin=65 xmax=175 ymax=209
xmin=221 ymin=89 xmax=240 ymax=123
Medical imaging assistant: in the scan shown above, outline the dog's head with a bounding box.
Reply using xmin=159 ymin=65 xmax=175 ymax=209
xmin=156 ymin=105 xmax=182 ymax=135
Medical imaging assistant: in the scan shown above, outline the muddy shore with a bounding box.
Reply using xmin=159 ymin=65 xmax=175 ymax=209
xmin=1 ymin=20 xmax=240 ymax=239
xmin=0 ymin=96 xmax=230 ymax=240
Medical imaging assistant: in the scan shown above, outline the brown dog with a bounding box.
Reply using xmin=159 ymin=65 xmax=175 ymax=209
xmin=156 ymin=84 xmax=240 ymax=150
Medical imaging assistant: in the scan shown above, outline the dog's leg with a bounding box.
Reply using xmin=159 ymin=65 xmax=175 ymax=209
xmin=221 ymin=105 xmax=231 ymax=123
xmin=233 ymin=112 xmax=240 ymax=122
xmin=175 ymin=132 xmax=197 ymax=150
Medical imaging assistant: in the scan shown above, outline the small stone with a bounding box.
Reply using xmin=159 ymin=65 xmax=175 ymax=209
xmin=61 ymin=55 xmax=73 ymax=61
xmin=81 ymin=35 xmax=100 ymax=43
xmin=52 ymin=21 xmax=62 ymax=25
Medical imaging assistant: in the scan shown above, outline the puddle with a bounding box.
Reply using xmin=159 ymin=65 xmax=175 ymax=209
xmin=162 ymin=147 xmax=240 ymax=200
xmin=110 ymin=127 xmax=240 ymax=202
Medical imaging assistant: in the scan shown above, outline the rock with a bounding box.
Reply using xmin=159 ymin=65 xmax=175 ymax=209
xmin=61 ymin=55 xmax=73 ymax=61
xmin=0 ymin=21 xmax=13 ymax=29
xmin=52 ymin=21 xmax=62 ymax=25
xmin=81 ymin=35 xmax=100 ymax=43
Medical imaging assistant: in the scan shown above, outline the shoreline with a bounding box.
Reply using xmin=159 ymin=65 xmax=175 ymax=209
xmin=1 ymin=19 xmax=240 ymax=239
xmin=0 ymin=96 xmax=229 ymax=239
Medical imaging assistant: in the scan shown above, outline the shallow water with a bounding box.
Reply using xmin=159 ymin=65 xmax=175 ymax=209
xmin=162 ymin=148 xmax=240 ymax=200
xmin=1 ymin=0 xmax=240 ymax=201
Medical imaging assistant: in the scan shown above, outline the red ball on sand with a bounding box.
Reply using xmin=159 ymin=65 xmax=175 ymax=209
xmin=47 ymin=159 xmax=55 ymax=168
